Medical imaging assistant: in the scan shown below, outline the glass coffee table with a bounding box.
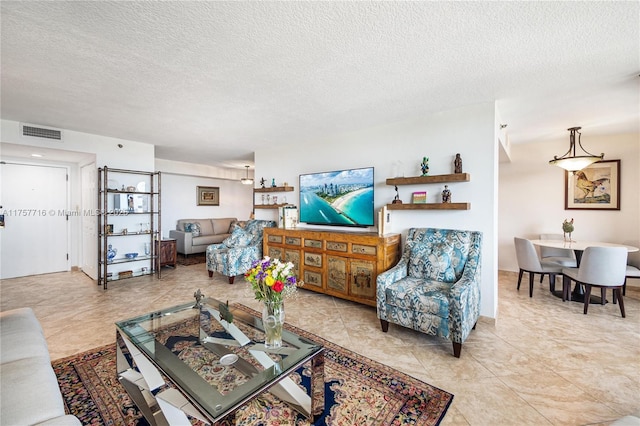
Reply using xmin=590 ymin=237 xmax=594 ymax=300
xmin=115 ymin=297 xmax=324 ymax=425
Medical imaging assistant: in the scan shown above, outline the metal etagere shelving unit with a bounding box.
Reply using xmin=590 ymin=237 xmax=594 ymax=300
xmin=97 ymin=166 xmax=161 ymax=289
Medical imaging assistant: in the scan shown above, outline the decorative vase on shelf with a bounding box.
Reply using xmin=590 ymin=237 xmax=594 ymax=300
xmin=107 ymin=244 xmax=117 ymax=263
xmin=262 ymin=300 xmax=285 ymax=349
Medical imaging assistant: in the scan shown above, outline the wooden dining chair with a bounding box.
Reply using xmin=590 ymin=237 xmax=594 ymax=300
xmin=561 ymin=247 xmax=628 ymax=317
xmin=514 ymin=237 xmax=563 ymax=297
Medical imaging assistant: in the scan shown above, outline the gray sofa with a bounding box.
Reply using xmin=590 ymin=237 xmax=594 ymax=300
xmin=0 ymin=307 xmax=81 ymax=425
xmin=169 ymin=217 xmax=238 ymax=255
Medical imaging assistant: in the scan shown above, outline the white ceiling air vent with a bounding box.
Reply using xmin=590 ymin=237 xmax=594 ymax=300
xmin=20 ymin=123 xmax=63 ymax=141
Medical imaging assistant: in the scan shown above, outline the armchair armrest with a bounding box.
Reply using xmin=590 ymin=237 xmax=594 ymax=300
xmin=448 ymin=254 xmax=482 ymax=342
xmin=376 ymin=257 xmax=409 ymax=315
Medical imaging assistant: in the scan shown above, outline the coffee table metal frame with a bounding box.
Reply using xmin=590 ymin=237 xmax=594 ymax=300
xmin=115 ymin=297 xmax=324 ymax=425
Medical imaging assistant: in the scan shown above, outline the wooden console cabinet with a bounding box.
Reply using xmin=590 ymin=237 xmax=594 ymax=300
xmin=263 ymin=228 xmax=401 ymax=307
xmin=156 ymin=238 xmax=177 ymax=268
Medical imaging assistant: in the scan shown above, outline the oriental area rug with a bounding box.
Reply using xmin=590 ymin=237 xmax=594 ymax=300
xmin=176 ymin=253 xmax=207 ymax=266
xmin=53 ymin=306 xmax=453 ymax=426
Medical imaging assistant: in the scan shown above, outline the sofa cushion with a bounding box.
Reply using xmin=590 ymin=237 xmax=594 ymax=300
xmin=212 ymin=218 xmax=234 ymax=235
xmin=183 ymin=222 xmax=201 ymax=237
xmin=223 ymin=227 xmax=253 ymax=247
xmin=0 ymin=357 xmax=67 ymax=425
xmin=176 ymin=219 xmax=214 ymax=236
xmin=192 ymin=235 xmax=226 ymax=246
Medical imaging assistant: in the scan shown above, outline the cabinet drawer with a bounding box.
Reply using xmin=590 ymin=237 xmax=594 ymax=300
xmin=285 ymin=237 xmax=301 ymax=246
xmin=304 ymin=252 xmax=322 ymax=268
xmin=352 ymin=244 xmax=376 ymax=256
xmin=303 ymin=270 xmax=323 ymax=288
xmin=326 ymin=241 xmax=347 ymax=252
xmin=268 ymin=247 xmax=283 ymax=259
xmin=267 ymin=235 xmax=283 ymax=244
xmin=304 ymin=239 xmax=322 ymax=249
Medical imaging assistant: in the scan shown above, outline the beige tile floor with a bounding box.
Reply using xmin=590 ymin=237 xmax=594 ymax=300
xmin=1 ymin=265 xmax=639 ymax=425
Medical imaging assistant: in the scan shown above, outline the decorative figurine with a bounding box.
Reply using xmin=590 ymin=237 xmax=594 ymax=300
xmin=454 ymin=153 xmax=463 ymax=173
xmin=420 ymin=157 xmax=429 ymax=176
xmin=260 ymin=177 xmax=266 ymax=188
xmin=392 ymin=185 xmax=402 ymax=204
xmin=193 ymin=289 xmax=205 ymax=308
xmin=442 ymin=185 xmax=451 ymax=203
xmin=562 ymin=218 xmax=574 ymax=242
xmin=271 ymin=178 xmax=276 ymax=187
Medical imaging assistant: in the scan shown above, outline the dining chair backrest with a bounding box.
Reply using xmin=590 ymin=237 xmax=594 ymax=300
xmin=578 ymin=246 xmax=628 ymax=286
xmin=539 ymin=233 xmax=576 ymax=259
xmin=514 ymin=237 xmax=542 ymax=271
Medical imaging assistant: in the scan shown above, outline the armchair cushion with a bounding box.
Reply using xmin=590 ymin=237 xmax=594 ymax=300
xmin=409 ymin=242 xmax=456 ymax=283
xmin=223 ymin=227 xmax=253 ymax=247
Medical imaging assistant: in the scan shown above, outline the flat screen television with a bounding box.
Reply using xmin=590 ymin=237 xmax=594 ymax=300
xmin=299 ymin=167 xmax=375 ymax=227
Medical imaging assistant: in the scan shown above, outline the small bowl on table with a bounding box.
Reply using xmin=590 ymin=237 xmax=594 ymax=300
xmin=125 ymin=252 xmax=138 ymax=259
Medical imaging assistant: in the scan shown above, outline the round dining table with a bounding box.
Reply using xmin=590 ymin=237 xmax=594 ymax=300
xmin=530 ymin=239 xmax=639 ymax=303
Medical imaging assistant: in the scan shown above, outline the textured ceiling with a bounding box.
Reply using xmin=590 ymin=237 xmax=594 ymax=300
xmin=1 ymin=1 xmax=638 ymax=169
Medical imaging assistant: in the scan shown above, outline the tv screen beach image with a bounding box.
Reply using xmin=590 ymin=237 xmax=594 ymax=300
xmin=299 ymin=167 xmax=374 ymax=227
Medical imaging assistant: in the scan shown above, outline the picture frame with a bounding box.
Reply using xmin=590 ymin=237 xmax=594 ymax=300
xmin=565 ymin=159 xmax=620 ymax=210
xmin=196 ymin=186 xmax=220 ymax=206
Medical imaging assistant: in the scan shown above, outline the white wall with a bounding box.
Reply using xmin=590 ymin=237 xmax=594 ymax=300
xmin=159 ymin=171 xmax=254 ymax=238
xmin=255 ymin=102 xmax=499 ymax=319
xmin=499 ymin=133 xmax=640 ymax=271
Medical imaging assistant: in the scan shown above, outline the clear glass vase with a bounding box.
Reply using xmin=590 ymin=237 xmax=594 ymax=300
xmin=262 ymin=300 xmax=284 ymax=349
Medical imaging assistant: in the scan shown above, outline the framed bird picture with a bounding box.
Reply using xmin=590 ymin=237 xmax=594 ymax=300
xmin=565 ymin=159 xmax=620 ymax=210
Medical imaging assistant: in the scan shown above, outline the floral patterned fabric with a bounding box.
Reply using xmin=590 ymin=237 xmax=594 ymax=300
xmin=377 ymin=227 xmax=482 ymax=348
xmin=206 ymin=220 xmax=277 ymax=280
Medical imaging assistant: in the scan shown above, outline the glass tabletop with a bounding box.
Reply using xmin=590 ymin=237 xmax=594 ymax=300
xmin=115 ymin=297 xmax=323 ymax=422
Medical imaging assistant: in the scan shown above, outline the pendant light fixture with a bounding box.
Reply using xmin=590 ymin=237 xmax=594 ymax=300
xmin=240 ymin=165 xmax=254 ymax=185
xmin=549 ymin=127 xmax=604 ymax=172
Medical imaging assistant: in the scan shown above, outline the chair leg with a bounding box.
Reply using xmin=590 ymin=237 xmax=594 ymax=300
xmin=228 ymin=276 xmax=235 ymax=284
xmin=583 ymin=285 xmax=592 ymax=314
xmin=562 ymin=275 xmax=570 ymax=302
xmin=529 ymin=272 xmax=534 ymax=297
xmin=380 ymin=319 xmax=389 ymax=332
xmin=208 ymin=270 xmax=213 ymax=277
xmin=600 ymin=288 xmax=606 ymax=305
xmin=549 ymin=274 xmax=556 ymax=293
xmin=517 ymin=270 xmax=523 ymax=290
xmin=452 ymin=342 xmax=462 ymax=358
xmin=540 ymin=274 xmax=544 ymax=284
xmin=616 ymin=288 xmax=626 ymax=318
xmin=623 ymin=279 xmax=627 ymax=296
xmin=613 ymin=287 xmax=618 ymax=304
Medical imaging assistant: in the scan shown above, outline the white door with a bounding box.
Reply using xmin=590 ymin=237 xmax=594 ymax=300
xmin=81 ymin=163 xmax=98 ymax=280
xmin=0 ymin=162 xmax=69 ymax=279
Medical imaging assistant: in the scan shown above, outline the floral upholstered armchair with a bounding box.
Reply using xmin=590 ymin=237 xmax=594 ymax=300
xmin=377 ymin=227 xmax=483 ymax=358
xmin=206 ymin=220 xmax=277 ymax=284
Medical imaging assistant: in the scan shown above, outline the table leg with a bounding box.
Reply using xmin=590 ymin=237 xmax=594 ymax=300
xmin=310 ymin=350 xmax=325 ymax=422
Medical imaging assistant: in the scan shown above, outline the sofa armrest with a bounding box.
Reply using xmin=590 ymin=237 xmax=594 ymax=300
xmin=169 ymin=230 xmax=192 ymax=255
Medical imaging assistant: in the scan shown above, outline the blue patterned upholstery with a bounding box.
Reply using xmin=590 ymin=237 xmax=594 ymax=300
xmin=206 ymin=220 xmax=277 ymax=284
xmin=377 ymin=228 xmax=483 ymax=358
